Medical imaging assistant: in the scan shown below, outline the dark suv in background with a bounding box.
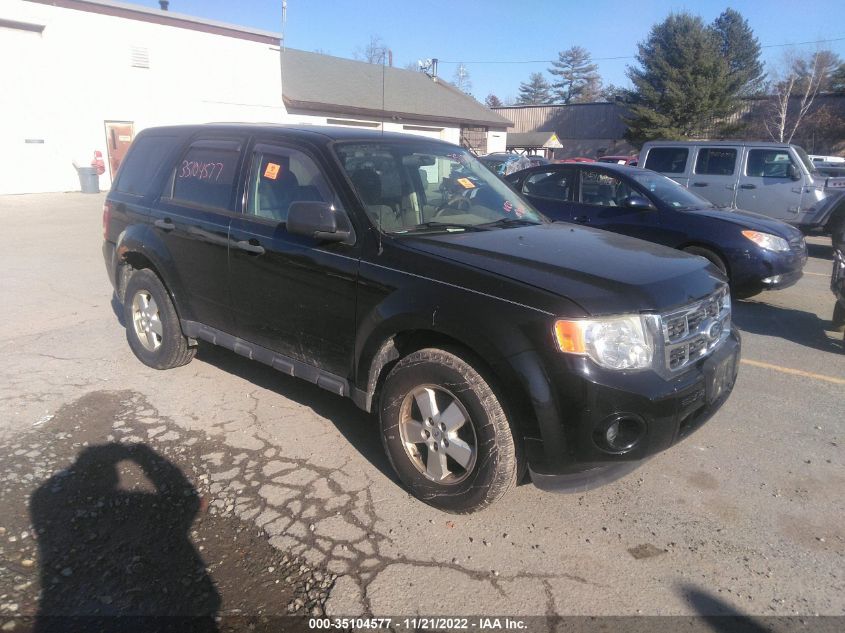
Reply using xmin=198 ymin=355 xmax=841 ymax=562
xmin=103 ymin=124 xmax=740 ymax=513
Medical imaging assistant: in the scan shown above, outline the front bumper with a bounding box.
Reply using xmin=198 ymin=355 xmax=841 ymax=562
xmin=528 ymin=330 xmax=740 ymax=491
xmin=731 ymin=242 xmax=807 ymax=293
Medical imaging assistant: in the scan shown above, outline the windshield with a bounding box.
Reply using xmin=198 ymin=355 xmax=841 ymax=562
xmin=791 ymin=145 xmax=815 ymax=174
xmin=630 ymin=170 xmax=714 ymax=209
xmin=334 ymin=141 xmax=544 ymax=233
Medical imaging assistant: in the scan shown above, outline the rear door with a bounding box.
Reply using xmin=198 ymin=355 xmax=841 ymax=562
xmin=150 ymin=136 xmax=246 ymax=331
xmin=516 ymin=167 xmax=578 ymax=221
xmin=228 ymin=142 xmax=359 ymax=377
xmin=736 ymin=147 xmax=802 ymax=220
xmin=689 ymin=146 xmax=739 ymax=208
xmin=642 ymin=146 xmax=691 ymax=186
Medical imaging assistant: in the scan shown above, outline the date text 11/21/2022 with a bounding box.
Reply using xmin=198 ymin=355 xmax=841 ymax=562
xmin=307 ymin=617 xmax=528 ymax=630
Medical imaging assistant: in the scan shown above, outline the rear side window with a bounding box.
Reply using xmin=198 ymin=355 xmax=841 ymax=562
xmin=644 ymin=148 xmax=689 ymax=174
xmin=694 ymin=148 xmax=737 ymax=175
xmin=170 ymin=141 xmax=241 ymax=210
xmin=522 ymin=170 xmax=573 ymax=201
xmin=746 ymin=149 xmax=794 ymax=178
xmin=114 ymin=134 xmax=180 ymax=196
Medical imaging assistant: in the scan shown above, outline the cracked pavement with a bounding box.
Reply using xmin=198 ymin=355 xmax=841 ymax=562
xmin=0 ymin=193 xmax=842 ymax=619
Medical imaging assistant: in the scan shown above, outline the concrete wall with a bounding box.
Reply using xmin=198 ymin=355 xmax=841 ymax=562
xmin=0 ymin=0 xmax=284 ymax=195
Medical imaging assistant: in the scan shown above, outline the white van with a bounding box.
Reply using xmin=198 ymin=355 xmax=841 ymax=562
xmin=639 ymin=141 xmax=845 ymax=234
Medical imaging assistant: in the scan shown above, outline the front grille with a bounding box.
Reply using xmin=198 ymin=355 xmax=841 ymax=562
xmin=658 ymin=286 xmax=731 ymax=374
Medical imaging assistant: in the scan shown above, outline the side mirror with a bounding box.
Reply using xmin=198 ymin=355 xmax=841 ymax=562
xmin=787 ymin=164 xmax=802 ymax=181
xmin=287 ymin=201 xmax=353 ymax=243
xmin=622 ymin=194 xmax=656 ymax=211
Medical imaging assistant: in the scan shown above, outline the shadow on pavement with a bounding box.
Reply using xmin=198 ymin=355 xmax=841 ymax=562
xmin=195 ymin=345 xmax=399 ymax=486
xmin=30 ymin=443 xmax=220 ymax=632
xmin=733 ymin=299 xmax=841 ymax=354
xmin=806 ymin=240 xmax=833 ymax=261
xmin=678 ymin=584 xmax=770 ymax=633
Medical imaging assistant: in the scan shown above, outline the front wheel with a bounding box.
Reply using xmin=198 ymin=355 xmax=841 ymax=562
xmin=379 ymin=348 xmax=519 ymax=513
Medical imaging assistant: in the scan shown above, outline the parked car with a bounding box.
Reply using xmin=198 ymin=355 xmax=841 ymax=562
xmin=832 ymin=223 xmax=845 ymax=350
xmin=104 ymin=124 xmax=739 ymax=513
xmin=506 ymin=162 xmax=807 ymax=297
xmin=598 ymin=155 xmax=638 ymax=166
xmin=639 ymin=141 xmax=845 ymax=235
xmin=555 ymin=157 xmax=595 ymax=164
xmin=479 ymin=153 xmax=548 ymax=175
xmin=809 ymin=154 xmax=845 ymax=164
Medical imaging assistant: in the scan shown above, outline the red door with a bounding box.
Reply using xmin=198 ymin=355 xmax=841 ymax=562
xmin=104 ymin=122 xmax=135 ymax=179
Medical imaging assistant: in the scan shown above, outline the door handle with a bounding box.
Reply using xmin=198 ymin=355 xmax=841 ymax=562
xmin=692 ymin=182 xmax=708 ymax=187
xmin=236 ymin=239 xmax=265 ymax=255
xmin=154 ymin=218 xmax=175 ymax=231
xmin=740 ymin=184 xmax=756 ymax=190
xmin=573 ymin=215 xmax=590 ymax=223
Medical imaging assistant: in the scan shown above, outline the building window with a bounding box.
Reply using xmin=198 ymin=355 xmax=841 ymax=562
xmin=460 ymin=126 xmax=488 ymax=155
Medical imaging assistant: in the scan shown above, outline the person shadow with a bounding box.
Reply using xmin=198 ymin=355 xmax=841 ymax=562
xmin=30 ymin=443 xmax=220 ymax=633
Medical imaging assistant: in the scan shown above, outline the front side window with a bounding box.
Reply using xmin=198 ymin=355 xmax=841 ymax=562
xmin=171 ymin=142 xmax=240 ymax=210
xmin=644 ymin=147 xmax=689 ymax=174
xmin=578 ymin=169 xmax=635 ymax=207
xmin=695 ymin=148 xmax=737 ymax=175
xmin=746 ymin=149 xmax=794 ymax=178
xmin=334 ymin=142 xmax=544 ymax=233
xmin=522 ymin=170 xmax=574 ymax=201
xmin=247 ymin=148 xmax=333 ymax=223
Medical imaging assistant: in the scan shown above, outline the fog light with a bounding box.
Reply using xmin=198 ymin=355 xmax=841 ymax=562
xmin=761 ymin=275 xmax=783 ymax=285
xmin=594 ymin=414 xmax=646 ymax=453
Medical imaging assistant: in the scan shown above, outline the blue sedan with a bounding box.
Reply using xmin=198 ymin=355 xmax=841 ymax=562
xmin=506 ymin=163 xmax=807 ymax=298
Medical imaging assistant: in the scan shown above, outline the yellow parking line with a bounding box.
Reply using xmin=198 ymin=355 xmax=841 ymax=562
xmin=741 ymin=359 xmax=845 ymax=385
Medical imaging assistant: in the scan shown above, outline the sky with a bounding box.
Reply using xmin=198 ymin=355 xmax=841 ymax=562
xmin=134 ymin=0 xmax=845 ymax=102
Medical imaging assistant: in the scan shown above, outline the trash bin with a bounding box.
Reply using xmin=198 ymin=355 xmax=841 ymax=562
xmin=76 ymin=166 xmax=100 ymax=193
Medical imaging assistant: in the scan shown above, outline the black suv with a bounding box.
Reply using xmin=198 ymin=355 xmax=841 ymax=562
xmin=103 ymin=124 xmax=740 ymax=513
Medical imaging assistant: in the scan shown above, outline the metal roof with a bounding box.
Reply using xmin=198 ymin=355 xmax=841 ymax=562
xmin=281 ymin=49 xmax=512 ymax=129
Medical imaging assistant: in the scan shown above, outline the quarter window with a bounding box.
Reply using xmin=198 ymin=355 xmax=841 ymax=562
xmin=171 ymin=142 xmax=240 ymax=210
xmin=746 ymin=149 xmax=794 ymax=178
xmin=247 ymin=147 xmax=333 ymax=223
xmin=115 ymin=134 xmax=180 ymax=196
xmin=694 ymin=148 xmax=737 ymax=176
xmin=644 ymin=148 xmax=689 ymax=174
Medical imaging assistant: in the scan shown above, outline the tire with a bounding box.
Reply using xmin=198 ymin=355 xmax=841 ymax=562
xmin=379 ymin=348 xmax=519 ymax=513
xmin=833 ymin=301 xmax=845 ymax=334
xmin=123 ymin=269 xmax=195 ymax=370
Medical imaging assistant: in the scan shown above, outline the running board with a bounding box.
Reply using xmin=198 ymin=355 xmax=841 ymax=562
xmin=180 ymin=320 xmax=353 ymax=399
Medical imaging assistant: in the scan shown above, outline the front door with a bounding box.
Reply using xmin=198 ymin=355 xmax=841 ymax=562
xmin=736 ymin=148 xmax=802 ymax=220
xmin=228 ymin=143 xmax=359 ymax=377
xmin=689 ymin=146 xmax=739 ymax=208
xmin=572 ymin=168 xmax=660 ymax=243
xmin=104 ymin=121 xmax=135 ymax=179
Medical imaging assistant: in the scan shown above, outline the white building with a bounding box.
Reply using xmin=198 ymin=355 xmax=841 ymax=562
xmin=0 ymin=0 xmax=509 ymax=195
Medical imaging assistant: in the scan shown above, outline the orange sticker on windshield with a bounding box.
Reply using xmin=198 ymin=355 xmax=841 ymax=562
xmin=457 ymin=177 xmax=475 ymax=189
xmin=263 ymin=163 xmax=281 ymax=180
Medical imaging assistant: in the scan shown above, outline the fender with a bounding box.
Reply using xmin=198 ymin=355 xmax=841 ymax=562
xmin=114 ymin=223 xmax=195 ymax=323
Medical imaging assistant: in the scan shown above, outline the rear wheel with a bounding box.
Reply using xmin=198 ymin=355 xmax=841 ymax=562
xmin=123 ymin=269 xmax=195 ymax=370
xmin=833 ymin=301 xmax=845 ymax=333
xmin=379 ymin=348 xmax=519 ymax=513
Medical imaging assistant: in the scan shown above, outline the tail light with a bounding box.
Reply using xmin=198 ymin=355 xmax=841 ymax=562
xmin=102 ymin=201 xmax=112 ymax=239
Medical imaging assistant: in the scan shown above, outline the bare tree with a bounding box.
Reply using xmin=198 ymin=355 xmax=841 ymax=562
xmin=354 ymin=35 xmax=391 ymax=65
xmin=452 ymin=63 xmax=472 ymax=95
xmin=764 ymin=49 xmax=840 ymax=143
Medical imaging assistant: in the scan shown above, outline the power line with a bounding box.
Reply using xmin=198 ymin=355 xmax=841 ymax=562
xmin=438 ymin=36 xmax=845 ymax=65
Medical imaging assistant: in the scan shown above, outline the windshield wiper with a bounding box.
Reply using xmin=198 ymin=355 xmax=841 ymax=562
xmin=390 ymin=221 xmax=485 ymax=234
xmin=477 ymin=217 xmax=542 ymax=229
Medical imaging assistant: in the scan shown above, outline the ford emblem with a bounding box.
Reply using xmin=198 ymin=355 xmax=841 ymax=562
xmin=708 ymin=321 xmax=723 ymax=341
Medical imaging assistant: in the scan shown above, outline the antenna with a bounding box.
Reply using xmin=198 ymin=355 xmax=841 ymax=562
xmin=281 ymin=0 xmax=287 ymax=51
xmin=381 ymin=50 xmax=386 ymax=137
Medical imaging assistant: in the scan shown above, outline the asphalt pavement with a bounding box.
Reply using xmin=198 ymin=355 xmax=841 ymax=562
xmin=0 ymin=193 xmax=842 ymax=623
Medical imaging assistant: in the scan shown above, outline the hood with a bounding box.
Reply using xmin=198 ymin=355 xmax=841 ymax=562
xmin=684 ymin=207 xmax=802 ymax=239
xmin=400 ymin=223 xmax=724 ymax=315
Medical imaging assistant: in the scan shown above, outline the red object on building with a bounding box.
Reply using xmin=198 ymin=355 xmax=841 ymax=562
xmin=91 ymin=151 xmax=106 ymax=176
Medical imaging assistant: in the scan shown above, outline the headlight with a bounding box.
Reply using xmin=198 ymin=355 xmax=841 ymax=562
xmin=554 ymin=315 xmax=654 ymax=370
xmin=741 ymin=230 xmax=790 ymax=252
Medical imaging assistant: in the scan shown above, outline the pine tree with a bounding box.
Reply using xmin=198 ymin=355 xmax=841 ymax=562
xmin=548 ymin=46 xmax=602 ymax=104
xmin=517 ymin=73 xmax=552 ymax=105
xmin=624 ymin=13 xmax=735 ymax=145
xmin=712 ymin=9 xmax=765 ymax=96
xmin=484 ymin=94 xmax=504 ymax=108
